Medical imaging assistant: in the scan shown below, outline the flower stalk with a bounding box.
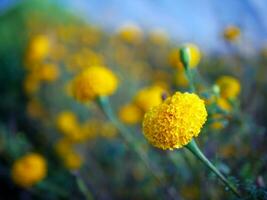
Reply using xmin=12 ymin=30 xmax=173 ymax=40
xmin=96 ymin=96 xmax=162 ymax=182
xmin=180 ymin=47 xmax=195 ymax=92
xmin=180 ymin=46 xmax=241 ymax=197
xmin=186 ymin=139 xmax=241 ymax=197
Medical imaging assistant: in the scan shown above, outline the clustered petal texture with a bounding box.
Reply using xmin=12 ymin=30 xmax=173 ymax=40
xmin=72 ymin=65 xmax=118 ymax=102
xmin=143 ymin=92 xmax=207 ymax=150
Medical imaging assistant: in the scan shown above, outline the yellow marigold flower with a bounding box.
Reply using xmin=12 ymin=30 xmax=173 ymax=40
xmin=216 ymin=76 xmax=241 ymax=99
xmin=56 ymin=111 xmax=79 ymax=136
xmin=134 ymin=86 xmax=165 ymax=112
xmin=223 ymin=25 xmax=240 ymax=42
xmin=26 ymin=35 xmax=50 ymax=63
xmin=119 ymin=103 xmax=143 ymax=124
xmin=117 ymin=23 xmax=143 ymax=43
xmin=62 ymin=151 xmax=83 ymax=170
xmin=169 ymin=43 xmax=201 ymax=69
xmin=38 ymin=63 xmax=59 ymax=82
xmin=72 ymin=65 xmax=118 ymax=102
xmin=217 ymin=97 xmax=232 ymax=112
xmin=11 ymin=153 xmax=47 ymax=187
xmin=143 ymin=92 xmax=207 ymax=150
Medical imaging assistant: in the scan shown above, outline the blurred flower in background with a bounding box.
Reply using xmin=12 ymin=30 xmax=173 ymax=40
xmin=0 ymin=0 xmax=267 ymax=199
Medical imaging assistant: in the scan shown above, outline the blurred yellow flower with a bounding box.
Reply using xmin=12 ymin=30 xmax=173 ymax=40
xmin=210 ymin=114 xmax=225 ymax=130
xmin=56 ymin=111 xmax=80 ymax=136
xmin=62 ymin=151 xmax=83 ymax=170
xmin=72 ymin=65 xmax=118 ymax=102
xmin=223 ymin=25 xmax=240 ymax=42
xmin=26 ymin=35 xmax=50 ymax=63
xmin=117 ymin=23 xmax=143 ymax=43
xmin=169 ymin=43 xmax=201 ymax=69
xmin=217 ymin=97 xmax=232 ymax=112
xmin=55 ymin=138 xmax=74 ymax=155
xmin=143 ymin=92 xmax=207 ymax=150
xmin=38 ymin=63 xmax=60 ymax=82
xmin=119 ymin=103 xmax=143 ymax=124
xmin=11 ymin=153 xmax=47 ymax=187
xmin=134 ymin=86 xmax=165 ymax=112
xmin=216 ymin=76 xmax=241 ymax=99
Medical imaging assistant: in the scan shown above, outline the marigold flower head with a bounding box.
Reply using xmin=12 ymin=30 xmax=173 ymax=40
xmin=56 ymin=111 xmax=79 ymax=136
xmin=134 ymin=86 xmax=165 ymax=112
xmin=169 ymin=43 xmax=201 ymax=69
xmin=11 ymin=153 xmax=47 ymax=187
xmin=72 ymin=65 xmax=118 ymax=102
xmin=26 ymin=35 xmax=50 ymax=63
xmin=119 ymin=103 xmax=143 ymax=124
xmin=143 ymin=92 xmax=207 ymax=150
xmin=223 ymin=26 xmax=240 ymax=42
xmin=216 ymin=76 xmax=241 ymax=99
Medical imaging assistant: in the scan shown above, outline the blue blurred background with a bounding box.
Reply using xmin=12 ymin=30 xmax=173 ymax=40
xmin=1 ymin=0 xmax=267 ymax=52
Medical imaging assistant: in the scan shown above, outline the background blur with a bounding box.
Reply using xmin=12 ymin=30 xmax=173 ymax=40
xmin=0 ymin=0 xmax=267 ymax=199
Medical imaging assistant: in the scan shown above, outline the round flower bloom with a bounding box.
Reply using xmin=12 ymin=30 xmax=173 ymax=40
xmin=134 ymin=86 xmax=165 ymax=112
xmin=119 ymin=103 xmax=143 ymax=124
xmin=216 ymin=76 xmax=241 ymax=99
xmin=26 ymin=35 xmax=50 ymax=63
xmin=72 ymin=65 xmax=118 ymax=102
xmin=223 ymin=26 xmax=240 ymax=42
xmin=143 ymin=92 xmax=207 ymax=150
xmin=56 ymin=111 xmax=79 ymax=136
xmin=169 ymin=43 xmax=201 ymax=69
xmin=11 ymin=153 xmax=47 ymax=187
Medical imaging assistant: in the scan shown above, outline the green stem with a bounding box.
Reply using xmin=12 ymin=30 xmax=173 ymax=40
xmin=96 ymin=96 xmax=162 ymax=182
xmin=184 ymin=65 xmax=195 ymax=92
xmin=186 ymin=139 xmax=241 ymax=197
xmin=75 ymin=174 xmax=94 ymax=200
